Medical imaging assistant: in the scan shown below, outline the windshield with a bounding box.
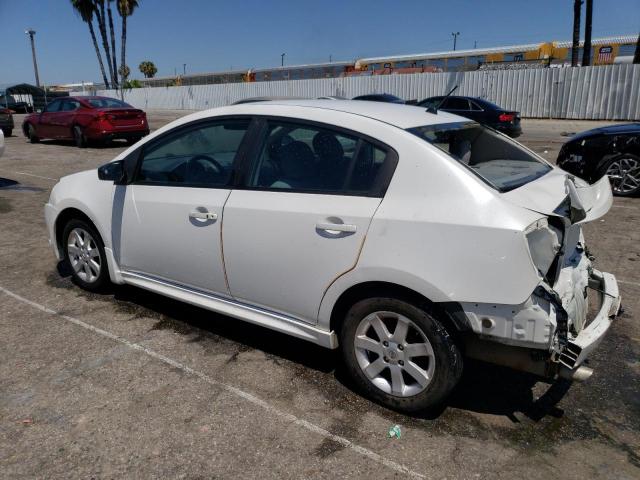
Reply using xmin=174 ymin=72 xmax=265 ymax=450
xmin=409 ymin=122 xmax=551 ymax=191
xmin=86 ymin=98 xmax=132 ymax=109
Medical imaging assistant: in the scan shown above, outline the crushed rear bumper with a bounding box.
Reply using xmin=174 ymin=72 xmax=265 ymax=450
xmin=558 ymin=269 xmax=621 ymax=370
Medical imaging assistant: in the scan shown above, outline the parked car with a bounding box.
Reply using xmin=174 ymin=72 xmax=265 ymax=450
xmin=557 ymin=123 xmax=640 ymax=196
xmin=0 ymin=108 xmax=14 ymax=136
xmin=44 ymin=100 xmax=620 ymax=412
xmin=352 ymin=93 xmax=405 ymax=104
xmin=0 ymin=95 xmax=33 ymax=113
xmin=418 ymin=95 xmax=522 ymax=138
xmin=23 ymin=96 xmax=149 ymax=148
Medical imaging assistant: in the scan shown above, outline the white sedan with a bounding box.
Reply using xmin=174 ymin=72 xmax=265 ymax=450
xmin=44 ymin=100 xmax=621 ymax=412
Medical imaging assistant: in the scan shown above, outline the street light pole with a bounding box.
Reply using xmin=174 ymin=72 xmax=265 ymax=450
xmin=25 ymin=29 xmax=40 ymax=87
xmin=451 ymin=32 xmax=460 ymax=51
xmin=183 ymin=63 xmax=186 ymax=75
xmin=281 ymin=53 xmax=285 ymax=66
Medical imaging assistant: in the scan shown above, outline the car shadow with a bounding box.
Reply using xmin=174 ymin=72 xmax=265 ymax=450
xmin=52 ymin=261 xmax=571 ymax=422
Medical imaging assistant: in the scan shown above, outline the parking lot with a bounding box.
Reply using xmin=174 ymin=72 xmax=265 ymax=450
xmin=1 ymin=112 xmax=639 ymax=479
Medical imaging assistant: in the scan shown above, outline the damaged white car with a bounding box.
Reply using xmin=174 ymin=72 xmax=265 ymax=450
xmin=44 ymin=100 xmax=621 ymax=412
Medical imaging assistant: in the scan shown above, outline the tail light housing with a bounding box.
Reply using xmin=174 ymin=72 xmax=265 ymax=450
xmin=498 ymin=113 xmax=515 ymax=123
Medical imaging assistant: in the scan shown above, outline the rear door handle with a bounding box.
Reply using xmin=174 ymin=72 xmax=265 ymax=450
xmin=189 ymin=210 xmax=218 ymax=221
xmin=316 ymin=222 xmax=357 ymax=233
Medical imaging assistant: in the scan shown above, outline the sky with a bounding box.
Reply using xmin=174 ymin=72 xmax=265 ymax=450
xmin=0 ymin=0 xmax=638 ymax=86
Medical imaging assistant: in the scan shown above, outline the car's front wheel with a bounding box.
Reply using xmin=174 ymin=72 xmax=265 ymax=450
xmin=62 ymin=219 xmax=109 ymax=291
xmin=603 ymin=154 xmax=640 ymax=196
xmin=340 ymin=297 xmax=463 ymax=412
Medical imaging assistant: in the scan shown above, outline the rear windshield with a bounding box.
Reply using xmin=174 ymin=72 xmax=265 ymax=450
xmin=86 ymin=98 xmax=132 ymax=109
xmin=408 ymin=122 xmax=551 ymax=192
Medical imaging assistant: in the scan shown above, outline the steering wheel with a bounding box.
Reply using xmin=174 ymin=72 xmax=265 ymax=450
xmin=190 ymin=154 xmax=223 ymax=173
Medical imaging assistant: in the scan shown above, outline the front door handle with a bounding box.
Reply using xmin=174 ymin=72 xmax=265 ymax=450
xmin=316 ymin=222 xmax=357 ymax=233
xmin=189 ymin=210 xmax=217 ymax=221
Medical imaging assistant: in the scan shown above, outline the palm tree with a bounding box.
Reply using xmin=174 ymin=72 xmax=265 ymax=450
xmin=117 ymin=0 xmax=139 ymax=87
xmin=70 ymin=0 xmax=110 ymax=88
xmin=571 ymin=0 xmax=583 ymax=67
xmin=107 ymin=0 xmax=119 ymax=88
xmin=139 ymin=61 xmax=157 ymax=78
xmin=94 ymin=0 xmax=116 ymax=87
xmin=582 ymin=0 xmax=593 ymax=66
xmin=634 ymin=33 xmax=640 ymax=64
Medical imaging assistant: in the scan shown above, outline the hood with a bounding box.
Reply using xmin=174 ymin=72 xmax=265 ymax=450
xmin=502 ymin=169 xmax=613 ymax=224
xmin=570 ymin=122 xmax=640 ymax=141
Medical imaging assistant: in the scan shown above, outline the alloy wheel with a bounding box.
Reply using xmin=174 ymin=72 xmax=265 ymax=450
xmin=67 ymin=227 xmax=101 ymax=283
xmin=606 ymin=157 xmax=640 ymax=194
xmin=353 ymin=311 xmax=436 ymax=397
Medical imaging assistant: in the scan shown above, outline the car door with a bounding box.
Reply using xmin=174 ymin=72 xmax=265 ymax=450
xmin=54 ymin=99 xmax=81 ymax=138
xmin=441 ymin=97 xmax=475 ymax=120
xmin=37 ymin=99 xmax=63 ymax=138
xmin=222 ymin=118 xmax=397 ymax=322
xmin=117 ymin=117 xmax=252 ymax=296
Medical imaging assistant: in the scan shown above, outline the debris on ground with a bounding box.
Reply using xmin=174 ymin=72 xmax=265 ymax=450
xmin=387 ymin=424 xmax=401 ymax=439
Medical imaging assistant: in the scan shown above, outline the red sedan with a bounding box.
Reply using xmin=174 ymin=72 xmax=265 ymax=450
xmin=22 ymin=96 xmax=149 ymax=148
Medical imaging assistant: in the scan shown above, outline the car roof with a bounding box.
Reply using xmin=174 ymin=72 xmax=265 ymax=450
xmin=217 ymin=99 xmax=465 ymax=129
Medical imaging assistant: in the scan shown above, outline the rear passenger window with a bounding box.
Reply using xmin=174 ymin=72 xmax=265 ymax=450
xmin=247 ymin=120 xmax=391 ymax=196
xmin=443 ymin=98 xmax=470 ymax=110
xmin=136 ymin=119 xmax=250 ymax=187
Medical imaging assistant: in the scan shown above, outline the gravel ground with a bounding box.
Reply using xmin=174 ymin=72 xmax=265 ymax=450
xmin=0 ymin=112 xmax=638 ymax=479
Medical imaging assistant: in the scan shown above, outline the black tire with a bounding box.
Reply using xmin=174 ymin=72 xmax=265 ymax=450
xmin=62 ymin=218 xmax=110 ymax=292
xmin=126 ymin=136 xmax=141 ymax=146
xmin=27 ymin=124 xmax=39 ymax=143
xmin=2 ymin=128 xmax=12 ymax=137
xmin=73 ymin=125 xmax=87 ymax=148
xmin=600 ymin=154 xmax=640 ymax=197
xmin=340 ymin=297 xmax=463 ymax=413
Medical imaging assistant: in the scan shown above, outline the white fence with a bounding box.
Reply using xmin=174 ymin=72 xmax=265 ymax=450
xmin=89 ymin=64 xmax=640 ymax=120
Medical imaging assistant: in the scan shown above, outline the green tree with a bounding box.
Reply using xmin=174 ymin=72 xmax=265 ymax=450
xmin=117 ymin=0 xmax=139 ymax=88
xmin=70 ymin=0 xmax=110 ymax=88
xmin=139 ymin=61 xmax=158 ymax=78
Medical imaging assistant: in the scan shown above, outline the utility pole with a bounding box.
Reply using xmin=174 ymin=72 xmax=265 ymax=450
xmin=634 ymin=33 xmax=640 ymax=64
xmin=582 ymin=0 xmax=593 ymax=66
xmin=183 ymin=63 xmax=186 ymax=75
xmin=281 ymin=53 xmax=285 ymax=66
xmin=571 ymin=0 xmax=583 ymax=67
xmin=25 ymin=29 xmax=40 ymax=87
xmin=474 ymin=40 xmax=477 ymax=49
xmin=451 ymin=32 xmax=460 ymax=51
xmin=329 ymin=54 xmax=332 ymax=63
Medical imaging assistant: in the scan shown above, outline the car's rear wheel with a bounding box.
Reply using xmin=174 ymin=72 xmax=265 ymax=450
xmin=2 ymin=128 xmax=12 ymax=137
xmin=603 ymin=155 xmax=640 ymax=196
xmin=27 ymin=124 xmax=39 ymax=143
xmin=62 ymin=219 xmax=109 ymax=291
xmin=73 ymin=125 xmax=87 ymax=148
xmin=340 ymin=297 xmax=463 ymax=412
xmin=126 ymin=136 xmax=141 ymax=146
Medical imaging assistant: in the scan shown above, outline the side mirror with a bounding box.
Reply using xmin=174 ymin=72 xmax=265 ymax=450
xmin=97 ymin=160 xmax=125 ymax=183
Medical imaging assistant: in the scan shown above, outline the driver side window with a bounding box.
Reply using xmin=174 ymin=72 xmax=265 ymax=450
xmin=136 ymin=119 xmax=250 ymax=187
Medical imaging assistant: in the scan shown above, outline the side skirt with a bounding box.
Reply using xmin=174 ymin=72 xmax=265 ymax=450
xmin=120 ymin=271 xmax=339 ymax=349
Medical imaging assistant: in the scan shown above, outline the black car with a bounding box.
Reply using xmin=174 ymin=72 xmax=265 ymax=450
xmin=0 ymin=108 xmax=14 ymax=136
xmin=557 ymin=123 xmax=640 ymax=196
xmin=352 ymin=93 xmax=405 ymax=104
xmin=417 ymin=96 xmax=522 ymax=138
